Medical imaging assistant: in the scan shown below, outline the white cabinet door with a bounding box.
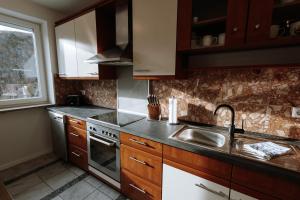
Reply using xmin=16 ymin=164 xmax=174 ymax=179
xmin=132 ymin=0 xmax=178 ymax=76
xmin=55 ymin=20 xmax=78 ymax=77
xmin=162 ymin=164 xmax=230 ymax=200
xmin=74 ymin=11 xmax=98 ymax=77
xmin=230 ymin=190 xmax=257 ymax=200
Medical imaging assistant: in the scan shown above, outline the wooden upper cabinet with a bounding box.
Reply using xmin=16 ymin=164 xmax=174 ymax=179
xmin=132 ymin=0 xmax=178 ymax=78
xmin=55 ymin=11 xmax=98 ymax=79
xmin=55 ymin=2 xmax=117 ymax=80
xmin=246 ymin=0 xmax=274 ymax=43
xmin=55 ymin=20 xmax=78 ymax=77
xmin=177 ymin=0 xmax=300 ymax=54
xmin=74 ymin=11 xmax=98 ymax=78
xmin=226 ymin=0 xmax=249 ymax=46
xmin=176 ymin=0 xmax=192 ymax=51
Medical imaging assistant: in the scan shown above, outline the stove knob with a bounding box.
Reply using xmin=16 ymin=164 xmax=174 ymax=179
xmin=109 ymin=133 xmax=112 ymax=136
xmin=90 ymin=127 xmax=92 ymax=130
xmin=93 ymin=128 xmax=96 ymax=131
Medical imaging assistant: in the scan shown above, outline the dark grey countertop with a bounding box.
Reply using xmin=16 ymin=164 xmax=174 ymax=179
xmin=47 ymin=106 xmax=300 ymax=181
xmin=47 ymin=106 xmax=114 ymax=121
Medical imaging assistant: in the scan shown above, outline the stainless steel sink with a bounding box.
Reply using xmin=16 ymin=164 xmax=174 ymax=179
xmin=169 ymin=127 xmax=229 ymax=151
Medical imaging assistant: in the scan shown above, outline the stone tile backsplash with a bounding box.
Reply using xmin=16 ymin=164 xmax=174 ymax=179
xmin=151 ymin=67 xmax=300 ymax=139
xmin=54 ymin=76 xmax=117 ymax=109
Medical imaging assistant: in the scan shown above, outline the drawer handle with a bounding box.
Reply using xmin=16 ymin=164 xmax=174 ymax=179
xmin=134 ymin=69 xmax=151 ymax=72
xmin=195 ymin=183 xmax=228 ymax=199
xmin=129 ymin=156 xmax=147 ymax=166
xmin=70 ymin=132 xmax=79 ymax=137
xmin=71 ymin=152 xmax=81 ymax=158
xmin=129 ymin=138 xmax=148 ymax=146
xmin=129 ymin=184 xmax=146 ymax=194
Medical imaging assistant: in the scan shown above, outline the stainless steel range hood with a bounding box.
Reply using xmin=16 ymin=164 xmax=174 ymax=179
xmin=85 ymin=0 xmax=132 ymax=66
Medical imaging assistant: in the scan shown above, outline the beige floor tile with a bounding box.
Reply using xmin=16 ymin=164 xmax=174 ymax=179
xmin=59 ymin=180 xmax=95 ymax=200
xmin=37 ymin=162 xmax=68 ymax=180
xmin=84 ymin=176 xmax=104 ymax=189
xmin=13 ymin=182 xmax=53 ymax=200
xmin=6 ymin=173 xmax=42 ymax=196
xmin=98 ymin=184 xmax=120 ymax=200
xmin=44 ymin=170 xmax=77 ymax=190
xmin=84 ymin=190 xmax=111 ymax=200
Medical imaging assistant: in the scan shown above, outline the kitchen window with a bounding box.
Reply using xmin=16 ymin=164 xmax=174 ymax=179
xmin=0 ymin=14 xmax=47 ymax=109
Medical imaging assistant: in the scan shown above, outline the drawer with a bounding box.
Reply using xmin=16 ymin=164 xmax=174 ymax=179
xmin=120 ymin=132 xmax=162 ymax=156
xmin=121 ymin=144 xmax=162 ymax=186
xmin=231 ymin=183 xmax=278 ymax=200
xmin=232 ymin=165 xmax=300 ymax=200
xmin=163 ymin=145 xmax=232 ymax=180
xmin=68 ymin=144 xmax=88 ymax=171
xmin=67 ymin=125 xmax=87 ymax=150
xmin=66 ymin=116 xmax=86 ymax=130
xmin=121 ymin=169 xmax=161 ymax=200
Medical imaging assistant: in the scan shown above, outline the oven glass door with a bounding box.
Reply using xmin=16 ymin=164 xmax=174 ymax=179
xmin=88 ymin=132 xmax=120 ymax=181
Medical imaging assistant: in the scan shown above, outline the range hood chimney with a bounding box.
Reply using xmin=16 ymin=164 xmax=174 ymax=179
xmin=85 ymin=0 xmax=132 ymax=66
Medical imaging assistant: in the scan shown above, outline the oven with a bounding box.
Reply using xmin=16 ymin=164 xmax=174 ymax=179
xmin=87 ymin=123 xmax=120 ymax=182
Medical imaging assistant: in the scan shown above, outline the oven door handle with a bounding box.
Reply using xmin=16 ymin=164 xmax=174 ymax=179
xmin=89 ymin=136 xmax=115 ymax=147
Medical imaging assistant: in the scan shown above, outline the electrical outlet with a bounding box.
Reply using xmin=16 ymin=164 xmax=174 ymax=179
xmin=291 ymin=107 xmax=300 ymax=118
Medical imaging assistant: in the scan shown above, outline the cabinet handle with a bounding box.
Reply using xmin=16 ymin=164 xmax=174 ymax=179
xmin=70 ymin=132 xmax=79 ymax=137
xmin=129 ymin=156 xmax=147 ymax=166
xmin=233 ymin=27 xmax=238 ymax=32
xmin=129 ymin=138 xmax=148 ymax=146
xmin=129 ymin=184 xmax=146 ymax=194
xmin=134 ymin=69 xmax=151 ymax=72
xmin=88 ymin=72 xmax=98 ymax=75
xmin=71 ymin=152 xmax=81 ymax=158
xmin=195 ymin=183 xmax=228 ymax=199
xmin=255 ymin=24 xmax=260 ymax=30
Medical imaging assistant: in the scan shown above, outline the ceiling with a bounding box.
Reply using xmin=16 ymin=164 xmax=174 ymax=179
xmin=30 ymin=0 xmax=103 ymax=14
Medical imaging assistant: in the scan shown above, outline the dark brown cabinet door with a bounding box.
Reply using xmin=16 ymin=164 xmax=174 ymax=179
xmin=246 ymin=0 xmax=274 ymax=43
xmin=176 ymin=0 xmax=193 ymax=51
xmin=226 ymin=0 xmax=249 ymax=46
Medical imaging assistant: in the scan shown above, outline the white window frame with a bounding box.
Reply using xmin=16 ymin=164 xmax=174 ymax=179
xmin=0 ymin=13 xmax=48 ymax=109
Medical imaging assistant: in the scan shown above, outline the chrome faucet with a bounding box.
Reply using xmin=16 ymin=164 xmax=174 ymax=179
xmin=214 ymin=104 xmax=244 ymax=144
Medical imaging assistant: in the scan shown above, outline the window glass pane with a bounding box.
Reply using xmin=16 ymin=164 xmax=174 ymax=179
xmin=0 ymin=22 xmax=41 ymax=101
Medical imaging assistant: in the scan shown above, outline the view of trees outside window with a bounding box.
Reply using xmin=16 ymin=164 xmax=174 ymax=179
xmin=0 ymin=23 xmax=41 ymax=101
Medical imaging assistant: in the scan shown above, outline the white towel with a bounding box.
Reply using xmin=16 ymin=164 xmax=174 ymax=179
xmin=244 ymin=142 xmax=291 ymax=160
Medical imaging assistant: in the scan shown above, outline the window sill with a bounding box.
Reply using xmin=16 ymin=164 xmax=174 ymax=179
xmin=0 ymin=103 xmax=53 ymax=113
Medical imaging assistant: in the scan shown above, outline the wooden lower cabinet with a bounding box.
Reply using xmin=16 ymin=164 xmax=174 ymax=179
xmin=162 ymin=164 xmax=230 ymax=200
xmin=120 ymin=132 xmax=163 ymax=200
xmin=67 ymin=125 xmax=87 ymax=150
xmin=119 ymin=134 xmax=299 ymax=200
xmin=230 ymin=183 xmax=278 ymax=200
xmin=65 ymin=117 xmax=88 ymax=171
xmin=120 ymin=132 xmax=162 ymax=156
xmin=232 ymin=165 xmax=299 ymax=200
xmin=68 ymin=144 xmax=88 ymax=171
xmin=121 ymin=144 xmax=162 ymax=186
xmin=66 ymin=116 xmax=86 ymax=130
xmin=122 ymin=169 xmax=161 ymax=200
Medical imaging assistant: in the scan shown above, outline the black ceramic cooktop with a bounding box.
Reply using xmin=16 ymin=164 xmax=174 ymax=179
xmin=89 ymin=111 xmax=145 ymax=127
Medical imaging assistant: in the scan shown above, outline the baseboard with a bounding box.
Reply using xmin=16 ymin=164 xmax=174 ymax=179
xmin=0 ymin=148 xmax=53 ymax=171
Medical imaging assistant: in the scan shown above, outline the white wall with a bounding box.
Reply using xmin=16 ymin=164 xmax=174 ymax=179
xmin=0 ymin=0 xmax=63 ymax=170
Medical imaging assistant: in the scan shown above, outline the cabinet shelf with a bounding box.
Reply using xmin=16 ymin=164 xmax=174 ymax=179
xmin=192 ymin=16 xmax=227 ymax=27
xmin=179 ymin=35 xmax=300 ymax=55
